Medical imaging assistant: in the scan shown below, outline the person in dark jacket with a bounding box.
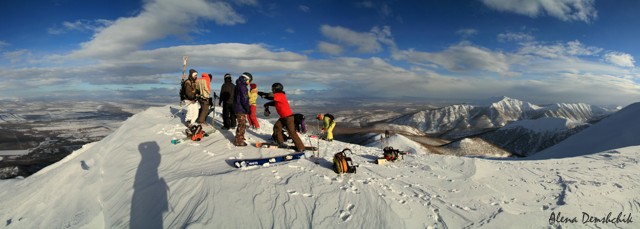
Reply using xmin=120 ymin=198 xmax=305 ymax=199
xmin=293 ymin=113 xmax=306 ymax=134
xmin=183 ymin=69 xmax=200 ymax=127
xmin=219 ymin=73 xmax=235 ymax=129
xmin=263 ymin=82 xmax=305 ymax=152
xmin=233 ymin=72 xmax=252 ymax=146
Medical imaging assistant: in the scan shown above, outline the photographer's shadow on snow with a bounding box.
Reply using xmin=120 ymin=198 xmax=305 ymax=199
xmin=131 ymin=141 xmax=168 ymax=229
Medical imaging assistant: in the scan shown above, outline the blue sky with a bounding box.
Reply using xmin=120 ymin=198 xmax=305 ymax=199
xmin=1 ymin=0 xmax=639 ymax=106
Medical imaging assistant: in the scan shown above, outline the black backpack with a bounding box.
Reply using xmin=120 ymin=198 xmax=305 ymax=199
xmin=179 ymin=79 xmax=187 ymax=101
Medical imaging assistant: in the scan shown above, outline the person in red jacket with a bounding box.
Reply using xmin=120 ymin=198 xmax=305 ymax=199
xmin=263 ymin=83 xmax=305 ymax=152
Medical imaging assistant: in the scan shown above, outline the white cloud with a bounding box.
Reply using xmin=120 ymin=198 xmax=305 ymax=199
xmin=517 ymin=40 xmax=602 ymax=58
xmin=320 ymin=25 xmax=395 ymax=54
xmin=456 ymin=29 xmax=478 ymax=38
xmin=604 ymin=52 xmax=635 ymax=67
xmin=356 ymin=1 xmax=374 ymax=8
xmin=3 ymin=49 xmax=32 ymax=65
xmin=317 ymin=42 xmax=343 ymax=55
xmin=48 ymin=19 xmax=113 ymax=35
xmin=286 ymin=28 xmax=295 ymax=34
xmin=298 ymin=5 xmax=310 ymax=12
xmin=0 ymin=41 xmax=9 ymax=49
xmin=481 ymin=0 xmax=597 ymax=23
xmin=395 ymin=43 xmax=516 ymax=76
xmin=497 ymin=32 xmax=534 ymax=43
xmin=71 ymin=0 xmax=246 ymax=59
xmin=232 ymin=0 xmax=258 ymax=6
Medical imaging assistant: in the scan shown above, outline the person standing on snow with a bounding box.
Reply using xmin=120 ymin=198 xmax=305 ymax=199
xmin=196 ymin=72 xmax=212 ymax=125
xmin=263 ymin=83 xmax=305 ymax=152
xmin=233 ymin=72 xmax=252 ymax=146
xmin=316 ymin=113 xmax=336 ymax=141
xmin=219 ymin=73 xmax=236 ymax=130
xmin=247 ymin=83 xmax=260 ymax=129
xmin=183 ymin=69 xmax=201 ymax=129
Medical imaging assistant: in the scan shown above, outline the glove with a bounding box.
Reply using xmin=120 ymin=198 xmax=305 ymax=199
xmin=264 ymin=108 xmax=271 ymax=117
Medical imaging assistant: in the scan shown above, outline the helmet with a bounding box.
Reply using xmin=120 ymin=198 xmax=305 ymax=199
xmin=242 ymin=72 xmax=253 ymax=82
xmin=272 ymin=83 xmax=283 ymax=92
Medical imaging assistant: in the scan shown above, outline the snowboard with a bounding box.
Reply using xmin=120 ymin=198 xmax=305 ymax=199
xmin=232 ymin=152 xmax=306 ymax=168
xmin=255 ymin=142 xmax=317 ymax=151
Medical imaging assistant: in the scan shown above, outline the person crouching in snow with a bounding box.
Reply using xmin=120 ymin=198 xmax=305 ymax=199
xmin=247 ymin=83 xmax=260 ymax=129
xmin=263 ymin=83 xmax=305 ymax=152
xmin=183 ymin=69 xmax=201 ymax=131
xmin=293 ymin=113 xmax=306 ymax=134
xmin=316 ymin=113 xmax=336 ymax=141
xmin=233 ymin=72 xmax=252 ymax=146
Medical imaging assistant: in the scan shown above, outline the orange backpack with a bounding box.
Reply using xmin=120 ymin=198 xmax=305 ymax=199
xmin=333 ymin=148 xmax=357 ymax=174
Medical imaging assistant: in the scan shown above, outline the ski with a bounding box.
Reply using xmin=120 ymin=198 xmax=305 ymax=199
xmin=232 ymin=152 xmax=306 ymax=168
xmin=254 ymin=142 xmax=317 ymax=151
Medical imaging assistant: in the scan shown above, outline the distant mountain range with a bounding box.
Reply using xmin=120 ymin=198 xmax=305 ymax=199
xmin=388 ymin=96 xmax=617 ymax=156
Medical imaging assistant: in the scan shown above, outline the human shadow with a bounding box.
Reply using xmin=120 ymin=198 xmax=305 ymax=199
xmin=130 ymin=142 xmax=168 ymax=229
xmin=310 ymin=157 xmax=334 ymax=170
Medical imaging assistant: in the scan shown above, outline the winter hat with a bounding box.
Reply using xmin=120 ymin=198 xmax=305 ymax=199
xmin=189 ymin=69 xmax=198 ymax=78
xmin=201 ymin=72 xmax=209 ymax=78
xmin=250 ymin=83 xmax=257 ymax=89
xmin=316 ymin=114 xmax=323 ymax=120
xmin=242 ymin=72 xmax=253 ymax=82
xmin=224 ymin=73 xmax=231 ymax=79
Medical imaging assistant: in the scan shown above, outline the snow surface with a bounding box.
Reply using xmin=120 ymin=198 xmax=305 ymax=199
xmin=0 ymin=105 xmax=639 ymax=228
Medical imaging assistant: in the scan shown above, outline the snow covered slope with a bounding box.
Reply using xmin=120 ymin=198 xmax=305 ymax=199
xmin=480 ymin=118 xmax=588 ymax=156
xmin=0 ymin=105 xmax=638 ymax=228
xmin=532 ymin=102 xmax=640 ymax=159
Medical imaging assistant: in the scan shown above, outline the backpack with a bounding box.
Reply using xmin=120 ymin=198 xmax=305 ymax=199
xmin=179 ymin=79 xmax=187 ymax=101
xmin=383 ymin=146 xmax=399 ymax=161
xmin=383 ymin=146 xmax=408 ymax=161
xmin=195 ymin=78 xmax=210 ymax=101
xmin=187 ymin=125 xmax=204 ymax=141
xmin=333 ymin=148 xmax=357 ymax=174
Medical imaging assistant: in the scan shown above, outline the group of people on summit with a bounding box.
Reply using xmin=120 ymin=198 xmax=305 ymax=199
xmin=180 ymin=69 xmax=336 ymax=152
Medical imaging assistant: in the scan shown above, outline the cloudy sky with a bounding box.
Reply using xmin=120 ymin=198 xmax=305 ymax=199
xmin=1 ymin=0 xmax=639 ymax=106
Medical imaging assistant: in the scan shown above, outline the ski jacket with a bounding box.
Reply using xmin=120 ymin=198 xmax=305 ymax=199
xmin=184 ymin=78 xmax=197 ymax=101
xmin=321 ymin=113 xmax=335 ymax=129
xmin=293 ymin=113 xmax=306 ymax=133
xmin=233 ymin=77 xmax=250 ymax=114
xmin=202 ymin=73 xmax=211 ymax=92
xmin=272 ymin=92 xmax=293 ymax=118
xmin=248 ymin=88 xmax=258 ymax=105
xmin=220 ymin=78 xmax=235 ymax=105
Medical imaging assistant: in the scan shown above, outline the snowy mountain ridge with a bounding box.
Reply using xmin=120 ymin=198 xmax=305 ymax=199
xmin=0 ymin=105 xmax=639 ymax=228
xmin=390 ymin=96 xmax=612 ymax=139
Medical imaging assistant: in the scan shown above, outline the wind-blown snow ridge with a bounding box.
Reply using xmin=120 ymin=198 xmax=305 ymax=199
xmin=0 ymin=105 xmax=638 ymax=228
xmin=532 ymin=102 xmax=640 ymax=159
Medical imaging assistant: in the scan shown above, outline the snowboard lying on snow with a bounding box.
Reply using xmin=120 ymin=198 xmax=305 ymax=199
xmin=232 ymin=152 xmax=306 ymax=168
xmin=255 ymin=142 xmax=318 ymax=151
